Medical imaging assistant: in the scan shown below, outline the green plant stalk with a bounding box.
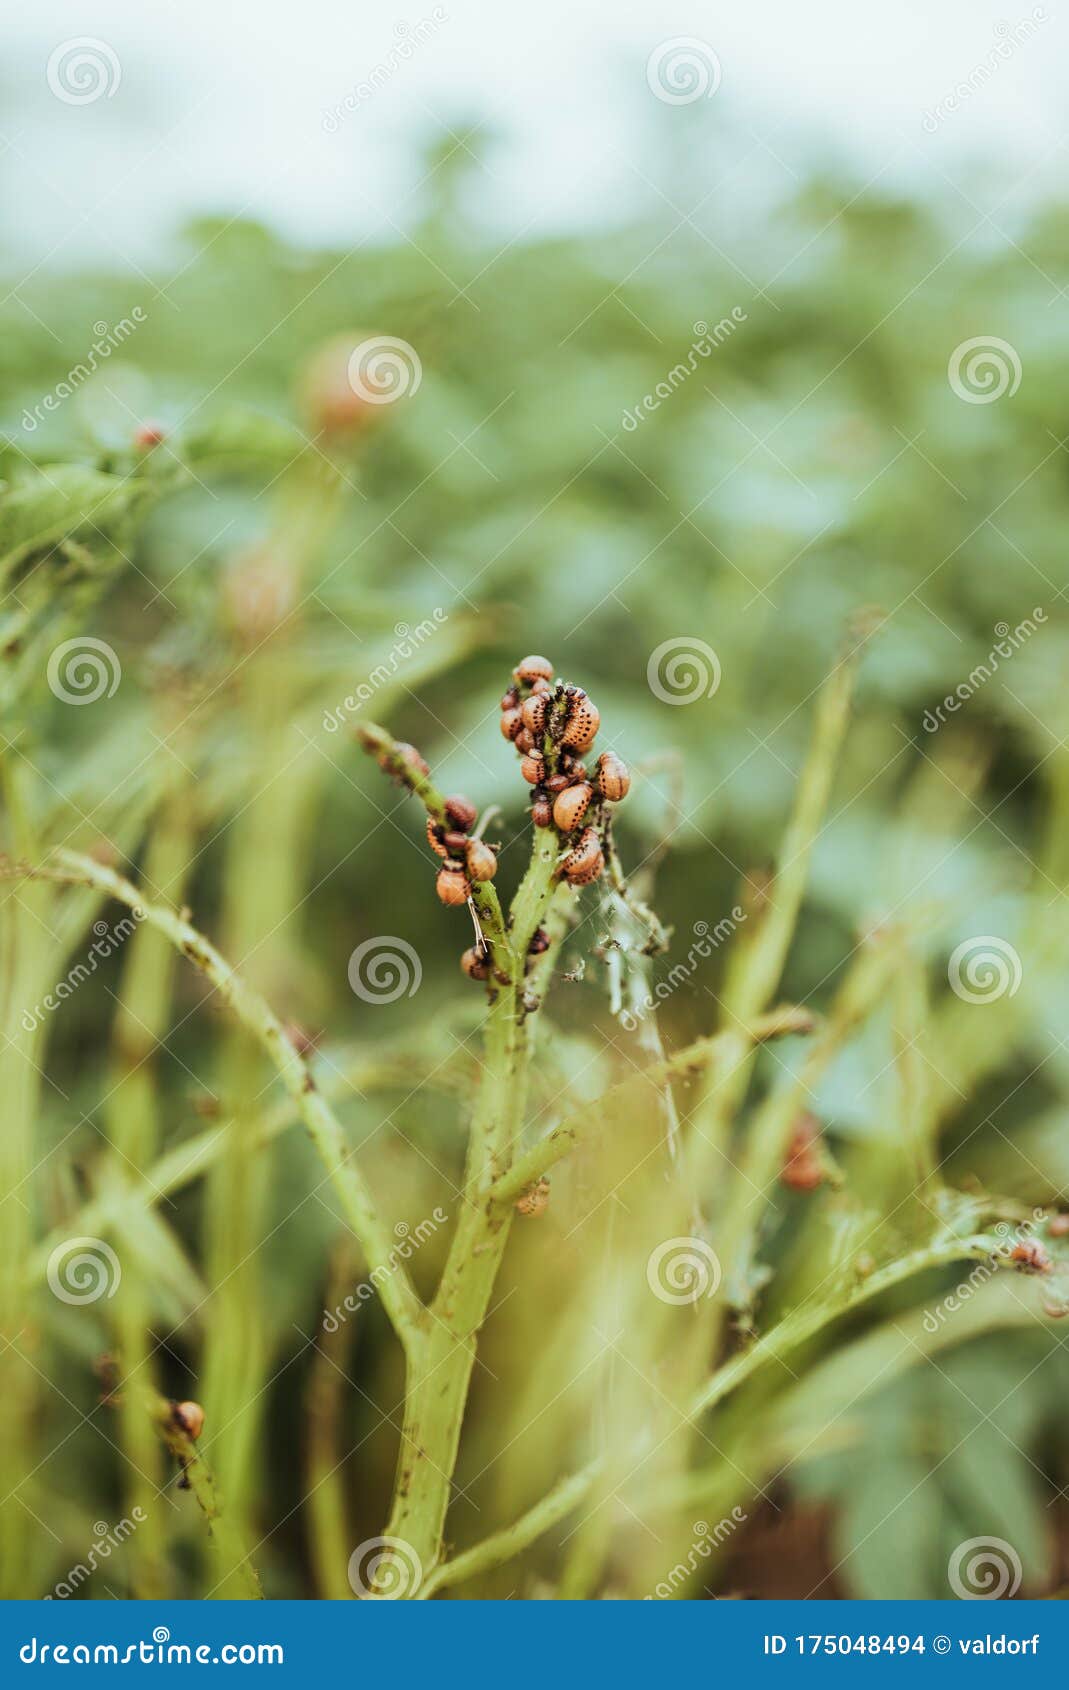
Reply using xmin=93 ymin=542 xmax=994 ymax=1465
xmin=24 ymin=1042 xmax=471 ymax=1289
xmin=380 ymin=841 xmax=560 ymax=1582
xmin=353 ymin=721 xmax=566 ymax=1584
xmin=689 ymin=643 xmax=863 ymax=1198
xmin=715 ymin=938 xmax=898 ymax=1294
xmin=9 ymin=851 xmax=424 ymax=1349
xmin=144 ymin=1389 xmax=263 ymax=1598
xmin=305 ymin=1241 xmax=360 ymax=1599
xmin=893 ymin=940 xmax=940 ymax=1203
xmin=664 ymin=644 xmax=865 ymax=1522
xmin=420 ymin=1230 xmax=1003 ymax=1596
xmin=491 ymin=1004 xmax=816 ymax=1207
xmin=204 ymin=454 xmax=348 ymax=1563
xmin=0 ymin=755 xmax=49 ymax=1599
xmin=106 ymin=790 xmax=196 ymax=1598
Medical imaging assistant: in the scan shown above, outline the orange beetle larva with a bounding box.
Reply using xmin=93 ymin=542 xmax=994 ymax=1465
xmin=461 ymin=945 xmax=491 ymax=980
xmin=595 ymin=751 xmax=630 ymax=802
xmin=514 ymin=655 xmax=554 ymax=686
xmin=173 ymin=1400 xmax=206 ymax=1440
xmin=500 ymin=707 xmax=524 ymax=742
xmin=561 ymin=689 xmax=600 ymax=751
xmin=561 ymin=826 xmax=604 ymax=887
xmin=552 ymin=781 xmax=593 ymax=834
xmin=521 ymin=692 xmax=549 ymax=737
xmin=444 ymin=795 xmax=478 ymax=831
xmin=436 ymin=865 xmax=470 ymax=906
xmin=466 ymin=839 xmax=498 ymax=881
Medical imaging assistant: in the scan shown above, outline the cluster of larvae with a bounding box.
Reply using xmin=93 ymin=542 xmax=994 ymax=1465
xmin=422 ymin=656 xmax=631 ymax=985
xmin=500 ymin=654 xmax=630 ymax=887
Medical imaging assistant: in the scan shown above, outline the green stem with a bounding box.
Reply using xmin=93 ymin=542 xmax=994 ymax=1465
xmin=7 ymin=851 xmax=424 ymax=1350
xmin=145 ymin=1391 xmax=263 ymax=1599
xmin=106 ymin=788 xmax=196 ymax=1598
xmin=305 ymin=1242 xmax=360 ymax=1599
xmin=422 ymin=1231 xmax=1000 ymax=1595
xmin=491 ymin=1004 xmax=816 ymax=1207
xmin=352 ymin=722 xmax=564 ymax=1588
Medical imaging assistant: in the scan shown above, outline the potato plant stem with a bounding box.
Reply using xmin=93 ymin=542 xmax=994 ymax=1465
xmin=9 ymin=850 xmax=424 ymax=1350
xmin=106 ymin=786 xmax=196 ymax=1598
xmin=380 ymin=838 xmax=560 ymax=1582
xmin=421 ymin=1229 xmax=1002 ymax=1595
xmin=145 ymin=1390 xmax=263 ymax=1599
xmin=491 ymin=1004 xmax=816 ymax=1207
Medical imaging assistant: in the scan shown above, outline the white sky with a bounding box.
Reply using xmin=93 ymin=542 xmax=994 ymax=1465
xmin=5 ymin=0 xmax=1066 ymax=261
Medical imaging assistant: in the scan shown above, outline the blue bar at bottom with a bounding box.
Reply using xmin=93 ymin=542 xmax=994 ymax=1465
xmin=0 ymin=1599 xmax=1061 ymax=1682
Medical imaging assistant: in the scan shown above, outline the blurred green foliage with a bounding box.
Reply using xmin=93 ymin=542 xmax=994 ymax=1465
xmin=4 ymin=133 xmax=1069 ymax=1598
